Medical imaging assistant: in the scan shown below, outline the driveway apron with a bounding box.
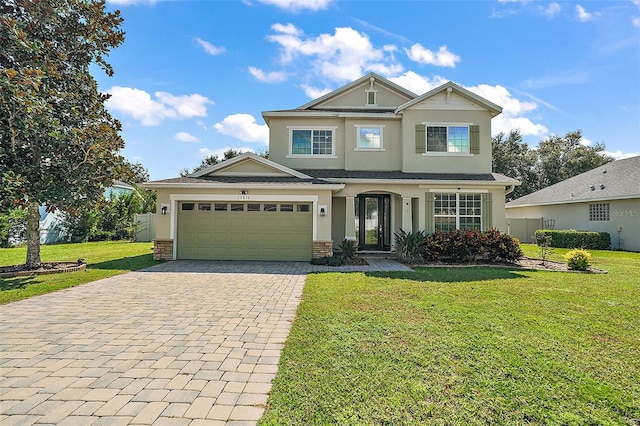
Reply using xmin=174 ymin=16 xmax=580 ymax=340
xmin=0 ymin=259 xmax=411 ymax=425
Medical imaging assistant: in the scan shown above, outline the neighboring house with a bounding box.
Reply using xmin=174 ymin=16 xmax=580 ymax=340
xmin=145 ymin=73 xmax=519 ymax=261
xmin=506 ymin=156 xmax=640 ymax=252
xmin=39 ymin=181 xmax=136 ymax=244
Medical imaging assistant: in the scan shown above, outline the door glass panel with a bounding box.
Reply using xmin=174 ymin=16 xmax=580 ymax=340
xmin=354 ymin=197 xmax=360 ymax=244
xmin=383 ymin=196 xmax=391 ymax=247
xmin=364 ymin=197 xmax=379 ymax=246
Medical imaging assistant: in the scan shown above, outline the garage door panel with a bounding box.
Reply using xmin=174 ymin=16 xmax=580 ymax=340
xmin=177 ymin=201 xmax=313 ymax=261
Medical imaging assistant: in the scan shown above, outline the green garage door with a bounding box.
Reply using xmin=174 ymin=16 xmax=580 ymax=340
xmin=177 ymin=201 xmax=313 ymax=261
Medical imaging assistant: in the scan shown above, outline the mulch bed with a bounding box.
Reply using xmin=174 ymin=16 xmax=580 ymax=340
xmin=412 ymin=257 xmax=607 ymax=273
xmin=0 ymin=262 xmax=87 ymax=278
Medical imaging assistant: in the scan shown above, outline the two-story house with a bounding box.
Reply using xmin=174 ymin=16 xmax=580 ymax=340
xmin=146 ymin=73 xmax=519 ymax=261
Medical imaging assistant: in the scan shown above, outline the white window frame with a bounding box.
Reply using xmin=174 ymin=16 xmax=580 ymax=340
xmin=354 ymin=125 xmax=385 ymax=151
xmin=422 ymin=122 xmax=472 ymax=156
xmin=287 ymin=126 xmax=337 ymax=158
xmin=365 ymin=90 xmax=377 ymax=106
xmin=433 ymin=192 xmax=482 ymax=231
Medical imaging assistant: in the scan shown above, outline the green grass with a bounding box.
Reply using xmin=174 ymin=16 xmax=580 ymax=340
xmin=260 ymin=248 xmax=640 ymax=425
xmin=0 ymin=241 xmax=158 ymax=304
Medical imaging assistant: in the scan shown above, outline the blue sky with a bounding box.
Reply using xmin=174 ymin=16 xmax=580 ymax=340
xmin=97 ymin=0 xmax=640 ymax=180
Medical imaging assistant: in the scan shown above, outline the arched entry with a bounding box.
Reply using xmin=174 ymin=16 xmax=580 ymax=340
xmin=356 ymin=194 xmax=391 ymax=251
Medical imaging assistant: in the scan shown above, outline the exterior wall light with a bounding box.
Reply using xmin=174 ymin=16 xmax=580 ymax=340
xmin=160 ymin=204 xmax=169 ymax=215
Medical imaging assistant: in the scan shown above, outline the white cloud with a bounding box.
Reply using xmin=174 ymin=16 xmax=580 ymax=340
xmin=301 ymin=84 xmax=332 ymax=98
xmin=633 ymin=16 xmax=640 ymax=27
xmin=603 ymin=150 xmax=640 ymax=160
xmin=541 ymin=2 xmax=561 ymax=18
xmin=174 ymin=132 xmax=200 ymax=143
xmin=256 ymin=0 xmax=332 ymax=11
xmin=466 ymin=83 xmax=549 ymax=137
xmin=213 ymin=114 xmax=269 ymax=143
xmin=576 ymin=5 xmax=597 ymax=22
xmin=105 ymin=86 xmax=213 ymax=126
xmin=267 ymin=23 xmax=401 ymax=83
xmin=388 ymin=71 xmax=448 ymax=95
xmin=195 ymin=37 xmax=225 ymax=55
xmin=579 ymin=136 xmax=592 ymax=146
xmin=404 ymin=44 xmax=461 ymax=68
xmin=248 ymin=66 xmax=288 ymax=83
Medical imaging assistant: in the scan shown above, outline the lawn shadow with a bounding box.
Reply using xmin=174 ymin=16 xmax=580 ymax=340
xmin=366 ymin=265 xmax=532 ymax=283
xmin=0 ymin=276 xmax=37 ymax=291
xmin=88 ymin=254 xmax=158 ymax=271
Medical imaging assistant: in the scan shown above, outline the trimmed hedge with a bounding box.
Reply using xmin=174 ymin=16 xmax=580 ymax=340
xmin=424 ymin=229 xmax=523 ymax=263
xmin=533 ymin=229 xmax=610 ymax=250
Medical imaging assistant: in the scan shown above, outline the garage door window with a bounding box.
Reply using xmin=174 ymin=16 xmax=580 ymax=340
xmin=214 ymin=203 xmax=227 ymax=211
xmin=297 ymin=204 xmax=310 ymax=212
xmin=181 ymin=203 xmax=195 ymax=211
xmin=248 ymin=203 xmax=260 ymax=212
xmin=264 ymin=204 xmax=277 ymax=212
xmin=231 ymin=204 xmax=244 ymax=211
xmin=198 ymin=203 xmax=211 ymax=211
xmin=280 ymin=204 xmax=294 ymax=212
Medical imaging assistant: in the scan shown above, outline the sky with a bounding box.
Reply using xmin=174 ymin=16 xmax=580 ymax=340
xmin=96 ymin=0 xmax=640 ymax=180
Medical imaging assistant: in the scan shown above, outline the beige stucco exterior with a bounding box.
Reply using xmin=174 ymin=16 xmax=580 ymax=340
xmin=506 ymin=198 xmax=640 ymax=252
xmin=145 ymin=73 xmax=517 ymax=260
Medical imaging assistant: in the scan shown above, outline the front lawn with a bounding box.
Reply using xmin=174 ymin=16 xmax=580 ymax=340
xmin=0 ymin=241 xmax=158 ymax=304
xmin=260 ymin=248 xmax=640 ymax=424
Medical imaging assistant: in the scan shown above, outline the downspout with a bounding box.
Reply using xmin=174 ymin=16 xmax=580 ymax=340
xmin=505 ymin=185 xmax=515 ymax=197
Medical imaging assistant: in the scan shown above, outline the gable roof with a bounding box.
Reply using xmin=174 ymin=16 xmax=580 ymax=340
xmin=297 ymin=72 xmax=417 ymax=110
xmin=506 ymin=156 xmax=640 ymax=208
xmin=190 ymin=152 xmax=312 ymax=179
xmin=395 ymin=81 xmax=503 ymax=116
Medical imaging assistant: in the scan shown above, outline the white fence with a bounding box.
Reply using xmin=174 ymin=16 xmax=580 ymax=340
xmin=134 ymin=213 xmax=156 ymax=242
xmin=506 ymin=217 xmax=543 ymax=243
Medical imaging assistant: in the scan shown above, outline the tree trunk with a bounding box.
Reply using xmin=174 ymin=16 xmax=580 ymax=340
xmin=25 ymin=200 xmax=42 ymax=269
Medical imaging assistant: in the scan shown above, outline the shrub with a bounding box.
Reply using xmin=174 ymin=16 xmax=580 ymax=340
xmin=310 ymin=256 xmax=345 ymax=266
xmin=394 ymin=230 xmax=426 ymax=262
xmin=533 ymin=232 xmax=554 ymax=265
xmin=564 ymin=249 xmax=591 ymax=271
xmin=533 ymin=230 xmax=610 ymax=250
xmin=424 ymin=228 xmax=522 ymax=263
xmin=337 ymin=239 xmax=357 ymax=260
xmin=0 ymin=208 xmax=27 ymax=248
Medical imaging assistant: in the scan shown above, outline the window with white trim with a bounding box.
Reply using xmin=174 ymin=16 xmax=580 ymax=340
xmin=356 ymin=126 xmax=383 ymax=150
xmin=434 ymin=193 xmax=482 ymax=231
xmin=589 ymin=203 xmax=610 ymax=221
xmin=365 ymin=90 xmax=377 ymax=106
xmin=290 ymin=128 xmax=334 ymax=156
xmin=427 ymin=125 xmax=469 ymax=153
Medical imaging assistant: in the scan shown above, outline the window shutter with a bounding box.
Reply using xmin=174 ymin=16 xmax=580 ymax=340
xmin=482 ymin=192 xmax=492 ymax=231
xmin=415 ymin=124 xmax=426 ymax=154
xmin=470 ymin=125 xmax=480 ymax=154
xmin=425 ymin=191 xmax=434 ymax=233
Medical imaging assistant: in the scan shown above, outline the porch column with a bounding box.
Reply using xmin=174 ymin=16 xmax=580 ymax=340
xmin=345 ymin=196 xmax=356 ymax=241
xmin=402 ymin=197 xmax=412 ymax=233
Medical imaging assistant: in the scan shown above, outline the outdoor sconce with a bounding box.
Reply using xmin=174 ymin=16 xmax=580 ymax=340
xmin=241 ymin=190 xmax=248 ymax=195
xmin=318 ymin=205 xmax=327 ymax=217
xmin=160 ymin=204 xmax=169 ymax=215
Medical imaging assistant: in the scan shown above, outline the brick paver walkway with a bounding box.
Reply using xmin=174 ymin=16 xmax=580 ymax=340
xmin=0 ymin=259 xmax=412 ymax=425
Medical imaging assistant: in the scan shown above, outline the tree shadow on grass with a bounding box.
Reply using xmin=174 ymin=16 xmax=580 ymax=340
xmin=88 ymin=254 xmax=159 ymax=272
xmin=366 ymin=266 xmax=532 ymax=283
xmin=0 ymin=276 xmax=36 ymax=291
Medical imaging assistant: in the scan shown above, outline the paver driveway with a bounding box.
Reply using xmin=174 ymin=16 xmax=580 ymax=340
xmin=0 ymin=259 xmax=411 ymax=425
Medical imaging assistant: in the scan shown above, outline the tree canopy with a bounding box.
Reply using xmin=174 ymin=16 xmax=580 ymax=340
xmin=0 ymin=0 xmax=126 ymax=267
xmin=493 ymin=129 xmax=613 ymax=202
xmin=179 ymin=148 xmax=268 ymax=176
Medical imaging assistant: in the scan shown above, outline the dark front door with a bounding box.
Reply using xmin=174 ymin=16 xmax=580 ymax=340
xmin=357 ymin=194 xmax=391 ymax=251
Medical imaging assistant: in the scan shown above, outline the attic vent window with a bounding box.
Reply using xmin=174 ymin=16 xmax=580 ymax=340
xmin=365 ymin=90 xmax=377 ymax=106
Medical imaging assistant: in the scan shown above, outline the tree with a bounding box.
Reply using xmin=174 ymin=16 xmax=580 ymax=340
xmin=123 ymin=160 xmax=150 ymax=184
xmin=493 ymin=129 xmax=613 ymax=201
xmin=492 ymin=130 xmax=539 ymax=201
xmin=0 ymin=0 xmax=126 ymax=268
xmin=179 ymin=148 xmax=268 ymax=176
xmin=534 ymin=130 xmax=612 ymax=188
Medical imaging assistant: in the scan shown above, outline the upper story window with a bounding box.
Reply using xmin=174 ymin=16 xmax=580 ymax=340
xmin=355 ymin=126 xmax=384 ymax=150
xmin=289 ymin=127 xmax=335 ymax=157
xmin=365 ymin=90 xmax=377 ymax=106
xmin=416 ymin=124 xmax=480 ymax=155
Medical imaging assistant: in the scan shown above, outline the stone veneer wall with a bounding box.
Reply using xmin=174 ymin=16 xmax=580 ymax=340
xmin=153 ymin=239 xmax=173 ymax=261
xmin=312 ymin=241 xmax=333 ymax=258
